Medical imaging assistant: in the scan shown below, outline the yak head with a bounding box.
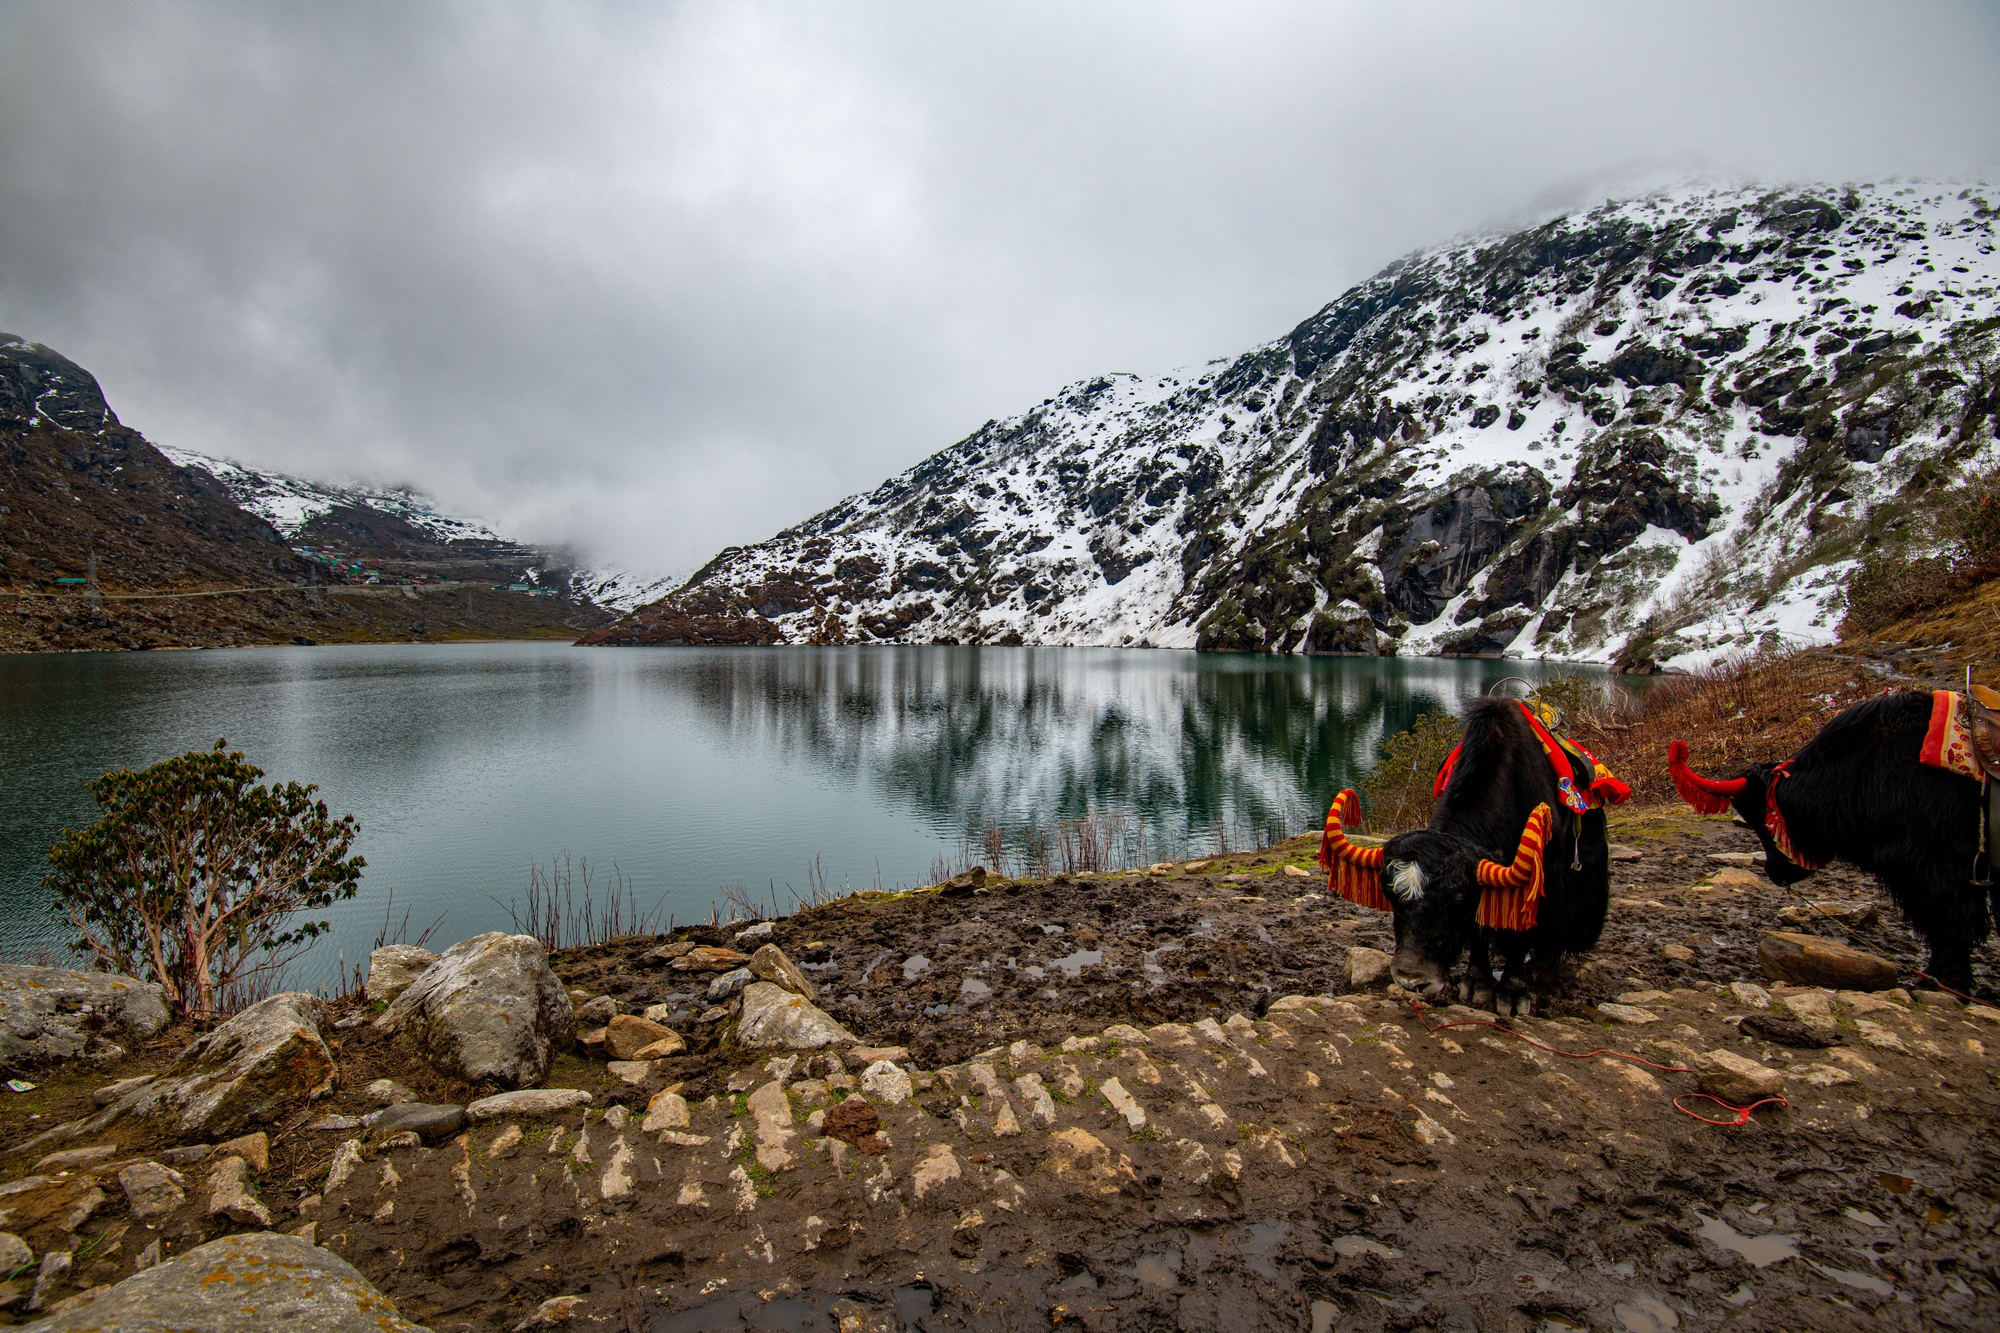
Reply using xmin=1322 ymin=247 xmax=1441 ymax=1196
xmin=1376 ymin=829 xmax=1488 ymax=996
xmin=1666 ymin=742 xmax=1810 ymax=885
xmin=1321 ymin=796 xmax=1554 ymax=998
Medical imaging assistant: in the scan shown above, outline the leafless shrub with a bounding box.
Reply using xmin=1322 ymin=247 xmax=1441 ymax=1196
xmin=489 ymin=852 xmax=665 ymax=952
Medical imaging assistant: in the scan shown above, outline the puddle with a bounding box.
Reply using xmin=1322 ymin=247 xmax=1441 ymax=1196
xmin=1809 ymin=1261 xmax=1894 ymax=1296
xmin=1695 ymin=1211 xmax=1799 ymax=1267
xmin=891 ymin=1284 xmax=935 ymax=1323
xmin=1722 ymin=1283 xmax=1755 ymax=1306
xmin=747 ymin=1300 xmax=823 ymax=1330
xmin=1039 ymin=923 xmax=1066 ymax=935
xmin=1844 ymin=1207 xmax=1887 ymax=1228
xmin=901 ymin=954 xmax=930 ymax=980
xmin=1612 ymin=1295 xmax=1679 ymax=1332
xmin=1131 ymin=1248 xmax=1182 ymax=1288
xmin=1537 ymin=1319 xmax=1586 ymax=1332
xmin=1513 ymin=1271 xmax=1557 ymax=1293
xmin=1050 ymin=949 xmax=1102 ymax=978
xmin=1877 ymin=1172 xmax=1917 ymax=1194
xmin=1237 ymin=1222 xmax=1287 ymax=1278
xmin=1329 ymin=1236 xmax=1399 ymax=1260
xmin=958 ymin=977 xmax=992 ymax=1003
xmin=1309 ymin=1299 xmax=1338 ymax=1333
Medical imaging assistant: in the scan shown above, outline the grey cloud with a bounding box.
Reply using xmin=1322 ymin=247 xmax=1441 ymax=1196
xmin=1 ymin=0 xmax=1995 ymax=576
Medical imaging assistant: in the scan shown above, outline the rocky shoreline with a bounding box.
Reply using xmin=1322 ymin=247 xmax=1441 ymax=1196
xmin=0 ymin=808 xmax=1995 ymax=1330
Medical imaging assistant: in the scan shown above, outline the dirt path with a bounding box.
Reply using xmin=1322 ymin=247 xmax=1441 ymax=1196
xmin=5 ymin=809 xmax=1998 ymax=1331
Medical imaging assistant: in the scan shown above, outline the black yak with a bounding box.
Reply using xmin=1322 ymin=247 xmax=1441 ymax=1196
xmin=1320 ymin=698 xmax=1626 ymax=1016
xmin=1669 ymin=689 xmax=1997 ymax=995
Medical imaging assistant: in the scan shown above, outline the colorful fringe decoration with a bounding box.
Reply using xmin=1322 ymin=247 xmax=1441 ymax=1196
xmin=1762 ymin=763 xmax=1821 ymax=870
xmin=1920 ymin=690 xmax=1984 ymax=781
xmin=1474 ymin=803 xmax=1552 ymax=932
xmin=1319 ymin=787 xmax=1389 ymax=911
xmin=1434 ymin=703 xmax=1631 ymax=809
xmin=1667 ymin=739 xmax=1747 ymax=815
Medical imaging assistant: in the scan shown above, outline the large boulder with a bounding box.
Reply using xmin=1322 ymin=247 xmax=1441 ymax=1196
xmin=0 ymin=964 xmax=169 ymax=1070
xmin=27 ymin=1231 xmax=431 ymax=1331
xmin=735 ymin=981 xmax=857 ymax=1051
xmin=111 ymin=993 xmax=332 ymax=1143
xmin=376 ymin=933 xmax=574 ymax=1089
xmin=364 ymin=946 xmax=439 ymax=1006
xmin=1757 ymin=932 xmax=1897 ymax=991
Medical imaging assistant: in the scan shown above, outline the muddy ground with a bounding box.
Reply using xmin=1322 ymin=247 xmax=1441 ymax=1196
xmin=3 ymin=807 xmax=1998 ymax=1331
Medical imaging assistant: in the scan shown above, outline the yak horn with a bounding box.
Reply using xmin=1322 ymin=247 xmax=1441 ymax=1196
xmin=1667 ymin=739 xmax=1747 ymax=815
xmin=1475 ymin=803 xmax=1552 ymax=932
xmin=1320 ymin=788 xmax=1390 ymax=912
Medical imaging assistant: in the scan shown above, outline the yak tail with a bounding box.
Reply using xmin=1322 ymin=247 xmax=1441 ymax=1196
xmin=1319 ymin=788 xmax=1389 ymax=912
xmin=1475 ymin=804 xmax=1551 ymax=932
xmin=1667 ymin=739 xmax=1747 ymax=816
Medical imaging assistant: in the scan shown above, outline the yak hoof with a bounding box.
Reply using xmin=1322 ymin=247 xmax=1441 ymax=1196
xmin=1495 ymin=988 xmax=1533 ymax=1018
xmin=1470 ymin=983 xmax=1497 ymax=1010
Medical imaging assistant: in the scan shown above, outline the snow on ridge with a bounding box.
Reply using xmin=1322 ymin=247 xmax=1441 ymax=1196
xmin=158 ymin=445 xmax=505 ymax=545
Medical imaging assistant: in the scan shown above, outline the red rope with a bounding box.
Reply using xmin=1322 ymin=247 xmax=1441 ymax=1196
xmin=1404 ymin=999 xmax=1784 ymax=1126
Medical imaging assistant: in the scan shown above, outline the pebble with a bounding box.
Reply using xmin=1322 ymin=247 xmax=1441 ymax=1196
xmin=911 ymin=1144 xmax=961 ymax=1198
xmin=1698 ymin=1049 xmax=1785 ymax=1105
xmin=1729 ymin=982 xmax=1772 ymax=1010
xmin=1344 ymin=946 xmax=1393 ymax=990
xmin=1855 ymin=1020 xmax=1907 ymax=1053
xmin=214 ymin=1131 xmax=270 ymax=1172
xmin=367 ymin=1104 xmax=465 ymax=1146
xmin=1661 ymin=944 xmax=1697 ymax=963
xmin=642 ymin=1090 xmax=691 ymax=1133
xmin=1282 ymin=864 xmax=1313 ymax=878
xmin=735 ymin=921 xmax=775 ymax=942
xmin=117 ymin=1162 xmax=185 ymax=1221
xmin=32 ymin=1145 xmax=118 ymax=1174
xmin=1099 ymin=1077 xmax=1146 ymax=1130
xmin=0 ymin=1234 xmax=28 ymax=1273
xmin=848 ymin=1045 xmax=910 ymax=1064
xmin=606 ymin=1060 xmax=657 ymax=1085
xmin=607 ymin=1015 xmax=685 ymax=1060
xmin=706 ymin=968 xmax=754 ymax=1002
xmin=642 ymin=1003 xmax=678 ymax=1025
xmin=670 ymin=945 xmax=753 ymax=973
xmin=487 ymin=1125 xmax=523 ymax=1159
xmin=308 ymin=1115 xmax=364 ymax=1132
xmin=29 ymin=1250 xmax=70 ymax=1313
xmin=204 ymin=1155 xmax=270 ymax=1227
xmin=1608 ymin=844 xmax=1642 ymax=862
xmin=1597 ymin=1003 xmax=1660 ymax=1025
xmin=572 ymin=995 xmax=619 ymax=1026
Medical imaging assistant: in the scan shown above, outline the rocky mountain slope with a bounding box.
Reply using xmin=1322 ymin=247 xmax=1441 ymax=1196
xmin=0 ymin=335 xmax=614 ymax=650
xmin=585 ymin=182 xmax=2000 ymax=670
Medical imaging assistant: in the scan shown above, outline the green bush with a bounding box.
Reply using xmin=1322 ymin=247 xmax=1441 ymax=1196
xmin=43 ymin=740 xmax=364 ymax=1019
xmin=1360 ymin=710 xmax=1463 ymax=832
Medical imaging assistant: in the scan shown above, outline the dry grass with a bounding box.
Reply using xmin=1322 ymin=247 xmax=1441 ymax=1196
xmin=1571 ymin=647 xmax=1888 ymax=804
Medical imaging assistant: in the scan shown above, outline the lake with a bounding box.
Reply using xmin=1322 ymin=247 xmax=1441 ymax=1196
xmin=0 ymin=643 xmax=1591 ymax=989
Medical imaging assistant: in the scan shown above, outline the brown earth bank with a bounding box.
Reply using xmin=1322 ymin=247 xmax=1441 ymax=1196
xmin=4 ymin=808 xmax=1997 ymax=1331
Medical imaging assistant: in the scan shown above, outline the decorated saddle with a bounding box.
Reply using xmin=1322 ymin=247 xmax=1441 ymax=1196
xmin=1922 ymin=686 xmax=2000 ymax=783
xmin=1431 ymin=700 xmax=1632 ymax=814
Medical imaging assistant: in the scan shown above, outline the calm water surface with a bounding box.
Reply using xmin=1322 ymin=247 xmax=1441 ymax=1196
xmin=0 ymin=643 xmax=1590 ymax=987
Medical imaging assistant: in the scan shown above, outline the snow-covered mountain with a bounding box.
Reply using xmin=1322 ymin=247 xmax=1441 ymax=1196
xmin=585 ymin=182 xmax=1999 ymax=670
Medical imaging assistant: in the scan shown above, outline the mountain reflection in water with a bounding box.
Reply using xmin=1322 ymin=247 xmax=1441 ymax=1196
xmin=0 ymin=643 xmax=1591 ymax=986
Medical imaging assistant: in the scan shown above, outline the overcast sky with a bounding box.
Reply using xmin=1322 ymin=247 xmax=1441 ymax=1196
xmin=2 ymin=2 xmax=1997 ymax=577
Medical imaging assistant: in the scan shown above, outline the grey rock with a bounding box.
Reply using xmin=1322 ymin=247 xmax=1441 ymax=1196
xmin=734 ymin=921 xmax=775 ymax=942
xmin=364 ymin=945 xmax=439 ymax=1006
xmin=29 ymin=1249 xmax=69 ymax=1313
xmin=0 ymin=964 xmax=168 ymax=1071
xmin=749 ymin=944 xmax=817 ymax=1000
xmin=116 ymin=1161 xmax=185 ymax=1221
xmin=157 ymin=1144 xmax=214 ymax=1167
xmin=1343 ymin=946 xmax=1393 ymax=990
xmin=573 ymin=994 xmax=619 ymax=1026
xmin=25 ymin=1231 xmax=433 ymax=1331
xmin=376 ymin=932 xmax=575 ymax=1089
xmin=465 ymin=1087 xmax=592 ymax=1121
xmin=204 ymin=1155 xmax=270 ymax=1227
xmin=363 ymin=1078 xmax=418 ymax=1107
xmin=706 ymin=968 xmax=753 ymax=1002
xmin=102 ymin=993 xmax=333 ymax=1143
xmin=367 ymin=1102 xmax=466 ymax=1145
xmin=735 ymin=982 xmax=858 ymax=1051
xmin=0 ymin=1233 xmax=28 ymax=1273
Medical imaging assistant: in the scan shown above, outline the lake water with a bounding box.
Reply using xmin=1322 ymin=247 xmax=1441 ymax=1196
xmin=0 ymin=643 xmax=1588 ymax=989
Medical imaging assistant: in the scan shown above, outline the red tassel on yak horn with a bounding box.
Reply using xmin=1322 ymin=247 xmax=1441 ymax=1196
xmin=1318 ymin=788 xmax=1389 ymax=912
xmin=1474 ymin=803 xmax=1552 ymax=932
xmin=1667 ymin=739 xmax=1747 ymax=816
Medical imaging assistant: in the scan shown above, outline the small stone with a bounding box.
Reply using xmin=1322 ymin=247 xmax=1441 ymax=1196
xmin=670 ymin=946 xmax=753 ymax=973
xmin=0 ymin=1234 xmax=28 ymax=1273
xmin=1046 ymin=1127 xmax=1134 ymax=1195
xmin=847 ymin=1045 xmax=909 ymax=1064
xmin=466 ymin=1088 xmax=592 ymax=1121
xmin=91 ymin=1075 xmax=156 ymax=1108
xmin=992 ymin=1098 xmax=1022 ymax=1136
xmin=29 ymin=1250 xmax=69 ymax=1313
xmin=1709 ymin=851 xmax=1760 ymax=865
xmin=528 ymin=1295 xmax=586 ymax=1325
xmin=118 ymin=1162 xmax=186 ymax=1221
xmin=1800 ymin=1063 xmax=1857 ymax=1087
xmin=1616 ymin=990 xmax=1673 ymax=1005
xmin=289 ymin=1221 xmax=318 ymax=1245
xmin=1739 ymin=1013 xmax=1841 ymax=1048
xmin=642 ymin=1090 xmax=690 ymax=1133
xmin=1101 ymin=1023 xmax=1149 ymax=1045
xmin=603 ymin=1104 xmax=630 ymax=1130
xmin=1058 ymin=1035 xmax=1099 ymax=1053
xmin=1729 ymin=982 xmax=1772 ymax=1010
xmin=33 ymin=1145 xmax=119 ymax=1174
xmin=214 ymin=1131 xmax=270 ymax=1172
xmin=859 ymin=1060 xmax=913 ymax=1107
xmin=324 ymin=1140 xmax=367 ymax=1192
xmin=650 ymin=940 xmax=696 ymax=962
xmin=1013 ymin=1074 xmax=1056 ymax=1125
xmin=1282 ymin=864 xmax=1312 ymax=878
xmin=204 ymin=1155 xmax=271 ymax=1227
xmin=1836 ymin=990 xmax=1900 ymax=1015
xmin=367 ymin=1103 xmax=466 ymax=1145
xmin=606 ymin=1060 xmax=657 ymax=1085
xmin=1966 ymin=1003 xmax=2000 ymax=1025
xmin=1344 ymin=946 xmax=1393 ymax=990
xmin=1608 ymin=844 xmax=1642 ymax=862
xmin=487 ymin=1124 xmax=523 ymax=1159
xmin=362 ymin=1078 xmax=419 ymax=1108
xmin=1777 ymin=900 xmax=1878 ymax=930
xmin=1698 ymin=1049 xmax=1785 ymax=1106
xmin=1099 ymin=1077 xmax=1145 ymax=1130
xmin=1661 ymin=944 xmax=1697 ymax=963
xmin=706 ymin=968 xmax=754 ymax=1002
xmin=308 ymin=1115 xmax=363 ymax=1132
xmin=912 ymin=1143 xmax=961 ymax=1197
xmin=735 ymin=982 xmax=858 ymax=1050
xmin=132 ymin=1239 xmax=160 ymax=1272
xmin=577 ymin=1027 xmax=609 ymax=1058
xmin=642 ymin=1003 xmax=678 ymax=1024
xmin=1597 ymin=1003 xmax=1660 ymax=1025
xmin=606 ymin=1014 xmax=684 ymax=1060
xmin=1183 ymin=860 xmax=1210 ymax=872
xmin=1758 ymin=932 xmax=1898 ymax=991
xmin=735 ymin=921 xmax=775 ymax=942
xmin=573 ymin=995 xmax=619 ymax=1026
xmin=749 ymin=944 xmax=817 ymax=999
